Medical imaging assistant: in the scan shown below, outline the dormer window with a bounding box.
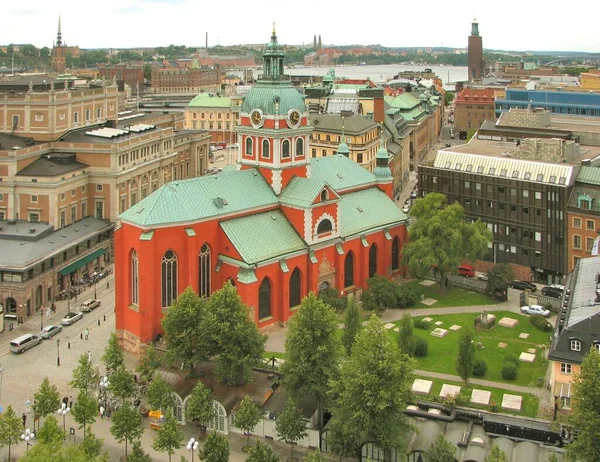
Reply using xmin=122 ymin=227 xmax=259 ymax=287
xmin=320 ymin=190 xmax=329 ymax=201
xmin=578 ymin=194 xmax=592 ymax=210
xmin=594 ymin=343 xmax=600 ymax=352
xmin=317 ymin=219 xmax=333 ymax=234
xmin=571 ymin=339 xmax=582 ymax=351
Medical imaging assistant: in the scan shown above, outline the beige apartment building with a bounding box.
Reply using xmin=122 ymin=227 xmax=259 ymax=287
xmin=185 ymin=93 xmax=243 ymax=144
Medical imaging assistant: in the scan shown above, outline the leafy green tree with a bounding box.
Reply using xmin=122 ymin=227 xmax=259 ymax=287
xmin=39 ymin=47 xmax=50 ymax=59
xmin=402 ymin=192 xmax=491 ymax=293
xmin=329 ymin=316 xmax=414 ymax=458
xmin=33 ymin=377 xmax=61 ymax=420
xmin=0 ymin=405 xmax=24 ymax=461
xmin=568 ymin=349 xmax=600 ymax=462
xmin=547 ymin=453 xmax=558 ymax=462
xmin=208 ymin=282 xmax=266 ymax=385
xmin=153 ymin=409 xmax=184 ymax=462
xmin=102 ymin=333 xmax=124 ymax=374
xmin=70 ymin=353 xmax=100 ymax=394
xmin=20 ymin=44 xmax=38 ymax=57
xmin=71 ymin=390 xmax=97 ymax=437
xmin=108 ymin=365 xmax=136 ymax=405
xmin=456 ymin=328 xmax=476 ymax=386
xmin=110 ymin=403 xmax=143 ymax=458
xmin=36 ymin=415 xmax=64 ymax=444
xmin=81 ymin=429 xmax=107 ymax=461
xmin=143 ymin=63 xmax=153 ymax=82
xmin=128 ymin=440 xmax=152 ymax=462
xmin=201 ymin=431 xmax=230 ymax=462
xmin=427 ymin=435 xmax=456 ymax=462
xmin=326 ymin=421 xmax=356 ymax=461
xmin=147 ymin=374 xmax=174 ymax=413
xmin=397 ymin=313 xmax=416 ymax=357
xmin=20 ymin=441 xmax=99 ymax=462
xmin=136 ymin=344 xmax=161 ymax=385
xmin=246 ymin=440 xmax=279 ymax=462
xmin=444 ymin=91 xmax=455 ymax=106
xmin=484 ymin=444 xmax=508 ymax=462
xmin=185 ymin=381 xmax=214 ymax=427
xmin=275 ymin=398 xmax=308 ymax=462
xmin=304 ymin=451 xmax=328 ymax=462
xmin=360 ymin=275 xmax=397 ymax=311
xmin=281 ymin=292 xmax=342 ymax=428
xmin=486 ymin=263 xmax=514 ymax=296
xmin=235 ymin=395 xmax=261 ymax=450
xmin=341 ymin=296 xmax=361 ymax=355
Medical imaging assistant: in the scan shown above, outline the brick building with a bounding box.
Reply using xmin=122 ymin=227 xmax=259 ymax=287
xmin=98 ymin=65 xmax=145 ymax=91
xmin=150 ymin=64 xmax=220 ymax=94
xmin=454 ymin=88 xmax=496 ymax=131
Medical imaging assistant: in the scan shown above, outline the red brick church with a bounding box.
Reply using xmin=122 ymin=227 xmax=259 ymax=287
xmin=115 ymin=29 xmax=408 ymax=354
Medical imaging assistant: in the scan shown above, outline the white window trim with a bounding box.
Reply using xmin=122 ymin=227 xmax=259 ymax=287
xmin=571 ymin=340 xmax=582 ymax=352
xmin=560 ymin=362 xmax=572 ymax=374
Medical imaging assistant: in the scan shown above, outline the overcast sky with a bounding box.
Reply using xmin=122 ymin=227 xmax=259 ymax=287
xmin=4 ymin=0 xmax=600 ymax=53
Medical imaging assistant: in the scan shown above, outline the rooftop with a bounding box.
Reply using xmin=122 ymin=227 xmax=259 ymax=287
xmin=308 ymin=113 xmax=378 ymax=134
xmin=0 ymin=133 xmax=40 ymax=151
xmin=17 ymin=153 xmax=88 ymax=177
xmin=565 ymin=256 xmax=600 ymax=329
xmin=310 ymin=154 xmax=377 ymax=191
xmin=59 ymin=123 xmax=158 ymax=144
xmin=187 ymin=93 xmax=232 ymax=109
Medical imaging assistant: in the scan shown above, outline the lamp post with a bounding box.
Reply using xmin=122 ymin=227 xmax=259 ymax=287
xmin=94 ymin=277 xmax=97 ymax=299
xmin=99 ymin=376 xmax=109 ymax=411
xmin=40 ymin=309 xmax=44 ymax=331
xmin=56 ymin=339 xmax=61 ymax=366
xmin=187 ymin=437 xmax=199 ymax=462
xmin=57 ymin=402 xmax=69 ymax=436
xmin=67 ymin=279 xmax=71 ymax=314
xmin=20 ymin=428 xmax=34 ymax=452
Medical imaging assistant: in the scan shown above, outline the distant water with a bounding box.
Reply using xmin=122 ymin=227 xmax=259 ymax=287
xmin=243 ymin=64 xmax=468 ymax=85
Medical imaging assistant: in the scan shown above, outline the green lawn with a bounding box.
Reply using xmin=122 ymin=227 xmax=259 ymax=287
xmin=397 ymin=311 xmax=551 ymax=388
xmin=417 ymin=377 xmax=540 ymax=418
xmin=403 ymin=280 xmax=497 ymax=308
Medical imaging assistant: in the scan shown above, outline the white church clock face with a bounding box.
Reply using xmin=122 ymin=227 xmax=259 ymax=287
xmin=250 ymin=109 xmax=263 ymax=128
xmin=288 ymin=110 xmax=300 ymax=128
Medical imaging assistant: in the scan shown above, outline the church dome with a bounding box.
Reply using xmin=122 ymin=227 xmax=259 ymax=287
xmin=337 ymin=141 xmax=350 ymax=156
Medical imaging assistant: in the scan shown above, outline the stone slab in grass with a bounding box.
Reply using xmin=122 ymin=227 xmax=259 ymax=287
xmin=502 ymin=394 xmax=522 ymax=411
xmin=471 ymin=389 xmax=491 ymax=406
xmin=434 ymin=321 xmax=443 ymax=326
xmin=412 ymin=379 xmax=433 ymax=395
xmin=498 ymin=342 xmax=508 ymax=348
xmin=421 ymin=298 xmax=438 ymax=306
xmin=431 ymin=328 xmax=448 ymax=338
xmin=439 ymin=384 xmax=461 ymax=398
xmin=420 ymin=280 xmax=437 ymax=287
xmin=498 ymin=317 xmax=519 ymax=328
xmin=384 ymin=323 xmax=395 ymax=330
xmin=527 ymin=348 xmax=537 ymax=354
xmin=519 ymin=333 xmax=530 ymax=339
xmin=423 ymin=317 xmax=434 ymax=322
xmin=449 ymin=324 xmax=462 ymax=331
xmin=519 ymin=352 xmax=536 ymax=363
xmin=394 ymin=327 xmax=399 ymax=332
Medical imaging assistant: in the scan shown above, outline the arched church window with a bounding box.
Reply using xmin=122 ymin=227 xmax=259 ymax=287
xmin=282 ymin=140 xmax=290 ymax=158
xmin=392 ymin=237 xmax=400 ymax=270
xmin=131 ymin=250 xmax=139 ymax=305
xmin=161 ymin=250 xmax=178 ymax=307
xmin=289 ymin=268 xmax=301 ymax=308
xmin=259 ymin=278 xmax=272 ymax=319
xmin=369 ymin=244 xmax=378 ymax=278
xmin=198 ymin=243 xmax=211 ymax=298
xmin=245 ymin=137 xmax=253 ymax=155
xmin=296 ymin=138 xmax=304 ymax=156
xmin=344 ymin=252 xmax=354 ymax=288
xmin=262 ymin=139 xmax=271 ymax=159
xmin=320 ymin=190 xmax=328 ymax=201
xmin=317 ymin=219 xmax=333 ymax=234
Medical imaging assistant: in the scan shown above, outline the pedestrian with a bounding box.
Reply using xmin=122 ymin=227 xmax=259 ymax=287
xmin=99 ymin=405 xmax=105 ymax=419
xmin=69 ymin=396 xmax=73 ymax=409
xmin=85 ymin=328 xmax=89 ymax=340
xmin=87 ymin=350 xmax=92 ymax=363
xmin=63 ymin=396 xmax=69 ymax=407
xmin=22 ymin=413 xmax=27 ymax=428
xmin=25 ymin=398 xmax=31 ymax=414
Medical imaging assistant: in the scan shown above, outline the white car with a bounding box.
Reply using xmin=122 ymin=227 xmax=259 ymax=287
xmin=410 ymin=190 xmax=418 ymax=199
xmin=61 ymin=311 xmax=84 ymax=326
xmin=80 ymin=299 xmax=101 ymax=313
xmin=41 ymin=324 xmax=62 ymax=339
xmin=476 ymin=273 xmax=489 ymax=281
xmin=520 ymin=304 xmax=551 ymax=318
xmin=402 ymin=205 xmax=410 ymax=213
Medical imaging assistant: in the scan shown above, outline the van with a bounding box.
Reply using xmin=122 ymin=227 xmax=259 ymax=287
xmin=458 ymin=265 xmax=476 ymax=277
xmin=10 ymin=333 xmax=42 ymax=354
xmin=80 ymin=299 xmax=101 ymax=312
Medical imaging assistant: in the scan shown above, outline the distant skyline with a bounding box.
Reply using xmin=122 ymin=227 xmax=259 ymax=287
xmin=3 ymin=0 xmax=600 ymax=53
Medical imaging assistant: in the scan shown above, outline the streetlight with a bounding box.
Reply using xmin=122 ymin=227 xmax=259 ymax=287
xmin=57 ymin=403 xmax=69 ymax=436
xmin=40 ymin=308 xmax=44 ymax=331
xmin=187 ymin=437 xmax=199 ymax=462
xmin=99 ymin=376 xmax=109 ymax=411
xmin=20 ymin=428 xmax=34 ymax=452
xmin=56 ymin=339 xmax=61 ymax=366
xmin=94 ymin=276 xmax=97 ymax=299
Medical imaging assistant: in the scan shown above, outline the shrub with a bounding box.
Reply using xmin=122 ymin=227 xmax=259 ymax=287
xmin=504 ymin=353 xmax=520 ymax=367
xmin=414 ymin=336 xmax=429 ymax=357
xmin=501 ymin=361 xmax=518 ymax=380
xmin=361 ymin=276 xmax=397 ymax=311
xmin=394 ymin=285 xmax=419 ymax=308
xmin=318 ymin=288 xmax=346 ymax=312
xmin=473 ymin=359 xmax=487 ymax=377
xmin=529 ymin=314 xmax=552 ymax=332
xmin=414 ymin=319 xmax=430 ymax=330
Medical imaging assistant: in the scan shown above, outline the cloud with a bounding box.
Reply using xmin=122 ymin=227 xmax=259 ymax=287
xmin=8 ymin=9 xmax=37 ymax=15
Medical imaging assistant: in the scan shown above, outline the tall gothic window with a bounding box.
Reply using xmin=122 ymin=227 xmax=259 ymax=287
xmin=344 ymin=251 xmax=354 ymax=288
xmin=282 ymin=140 xmax=290 ymax=158
xmin=198 ymin=243 xmax=211 ymax=298
xmin=369 ymin=244 xmax=378 ymax=278
xmin=392 ymin=237 xmax=400 ymax=271
xmin=262 ymin=139 xmax=270 ymax=158
xmin=161 ymin=250 xmax=178 ymax=307
xmin=245 ymin=137 xmax=253 ymax=155
xmin=259 ymin=278 xmax=272 ymax=319
xmin=289 ymin=268 xmax=301 ymax=308
xmin=131 ymin=250 xmax=139 ymax=305
xmin=296 ymin=138 xmax=304 ymax=156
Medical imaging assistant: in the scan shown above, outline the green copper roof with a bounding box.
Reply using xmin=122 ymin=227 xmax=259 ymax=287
xmin=311 ymin=154 xmax=376 ymax=191
xmin=241 ymin=81 xmax=305 ymax=115
xmin=119 ymin=169 xmax=278 ymax=227
xmin=279 ymin=177 xmax=327 ymax=208
xmin=337 ymin=142 xmax=350 ymax=155
xmin=188 ymin=93 xmax=232 ymax=108
xmin=385 ymin=93 xmax=422 ymax=110
xmin=577 ymin=166 xmax=600 ymax=186
xmin=220 ymin=210 xmax=306 ymax=264
xmin=340 ymin=188 xmax=407 ymax=237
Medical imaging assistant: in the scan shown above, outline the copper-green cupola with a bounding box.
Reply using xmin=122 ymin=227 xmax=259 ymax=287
xmin=262 ymin=23 xmax=285 ymax=80
xmin=337 ymin=120 xmax=350 ymax=157
xmin=471 ymin=18 xmax=479 ymax=36
xmin=374 ymin=128 xmax=392 ymax=181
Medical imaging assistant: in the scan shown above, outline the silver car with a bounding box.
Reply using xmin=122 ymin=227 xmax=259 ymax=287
xmin=520 ymin=304 xmax=551 ymax=317
xmin=61 ymin=311 xmax=84 ymax=326
xmin=41 ymin=324 xmax=63 ymax=339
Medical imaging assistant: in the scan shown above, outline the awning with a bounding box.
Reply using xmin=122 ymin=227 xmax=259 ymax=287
xmin=59 ymin=247 xmax=106 ymax=276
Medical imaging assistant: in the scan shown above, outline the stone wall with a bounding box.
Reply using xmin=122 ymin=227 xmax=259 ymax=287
xmin=500 ymin=108 xmax=551 ymax=128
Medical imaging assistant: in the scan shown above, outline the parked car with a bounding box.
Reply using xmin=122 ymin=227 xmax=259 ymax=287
xmin=10 ymin=333 xmax=43 ymax=354
xmin=510 ymin=280 xmax=537 ymax=292
xmin=402 ymin=205 xmax=410 ymax=213
xmin=80 ymin=299 xmax=101 ymax=313
xmin=550 ymin=284 xmax=565 ymax=292
xmin=458 ymin=265 xmax=476 ymax=277
xmin=520 ymin=304 xmax=551 ymax=317
xmin=541 ymin=287 xmax=563 ymax=299
xmin=40 ymin=324 xmax=62 ymax=339
xmin=476 ymin=273 xmax=489 ymax=281
xmin=231 ymin=143 xmax=239 ymax=148
xmin=410 ymin=189 xmax=418 ymax=199
xmin=61 ymin=311 xmax=84 ymax=326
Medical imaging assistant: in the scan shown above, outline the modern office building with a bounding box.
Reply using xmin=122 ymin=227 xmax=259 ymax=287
xmin=495 ymin=88 xmax=600 ymax=118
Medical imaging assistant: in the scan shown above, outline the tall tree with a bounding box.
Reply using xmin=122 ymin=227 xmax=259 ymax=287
xmin=71 ymin=390 xmax=97 ymax=437
xmin=36 ymin=415 xmax=64 ymax=444
xmin=484 ymin=444 xmax=508 ymax=462
xmin=486 ymin=263 xmax=514 ymax=297
xmin=397 ymin=313 xmax=416 ymax=357
xmin=427 ymin=435 xmax=457 ymax=462
xmin=304 ymin=451 xmax=328 ymax=462
xmin=81 ymin=429 xmax=107 ymax=461
xmin=185 ymin=381 xmax=214 ymax=428
xmin=235 ymin=395 xmax=261 ymax=451
xmin=208 ymin=282 xmax=266 ymax=385
xmin=402 ymin=192 xmax=491 ymax=293
xmin=275 ymin=398 xmax=308 ymax=462
xmin=147 ymin=374 xmax=174 ymax=413
xmin=201 ymin=431 xmax=230 ymax=462
xmin=127 ymin=440 xmax=152 ymax=462
xmin=102 ymin=333 xmax=124 ymax=374
xmin=33 ymin=377 xmax=61 ymax=420
xmin=110 ymin=403 xmax=143 ymax=458
xmin=341 ymin=296 xmax=361 ymax=355
xmin=152 ymin=409 xmax=184 ymax=462
xmin=568 ymin=349 xmax=600 ymax=462
xmin=281 ymin=292 xmax=342 ymax=428
xmin=136 ymin=344 xmax=161 ymax=385
xmin=329 ymin=316 xmax=414 ymax=459
xmin=246 ymin=440 xmax=279 ymax=462
xmin=0 ymin=405 xmax=23 ymax=461
xmin=20 ymin=441 xmax=102 ymax=462
xmin=456 ymin=327 xmax=476 ymax=386
xmin=70 ymin=353 xmax=100 ymax=394
xmin=108 ymin=365 xmax=136 ymax=405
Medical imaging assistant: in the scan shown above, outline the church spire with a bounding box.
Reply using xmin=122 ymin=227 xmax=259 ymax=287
xmin=261 ymin=23 xmax=285 ymax=81
xmin=56 ymin=16 xmax=63 ymax=47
